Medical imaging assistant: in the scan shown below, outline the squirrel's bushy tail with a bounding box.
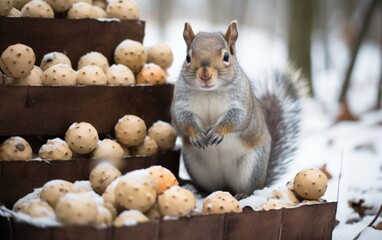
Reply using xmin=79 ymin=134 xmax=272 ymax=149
xmin=253 ymin=66 xmax=306 ymax=186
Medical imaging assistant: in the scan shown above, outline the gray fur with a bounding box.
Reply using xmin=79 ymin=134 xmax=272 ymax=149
xmin=253 ymin=68 xmax=303 ymax=186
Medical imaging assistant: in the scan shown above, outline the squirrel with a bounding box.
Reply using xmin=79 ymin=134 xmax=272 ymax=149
xmin=171 ymin=21 xmax=303 ymax=196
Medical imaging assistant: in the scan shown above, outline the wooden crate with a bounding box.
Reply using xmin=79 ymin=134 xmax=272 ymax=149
xmin=0 ymin=150 xmax=180 ymax=209
xmin=0 ymin=202 xmax=337 ymax=240
xmin=0 ymin=84 xmax=174 ymax=137
xmin=0 ymin=17 xmax=145 ymax=69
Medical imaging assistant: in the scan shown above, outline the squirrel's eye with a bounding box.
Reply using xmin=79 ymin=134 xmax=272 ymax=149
xmin=223 ymin=52 xmax=229 ymax=62
xmin=186 ymin=54 xmax=191 ymax=63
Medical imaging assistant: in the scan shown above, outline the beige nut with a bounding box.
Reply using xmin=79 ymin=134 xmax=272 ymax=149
xmin=40 ymin=179 xmax=74 ymax=208
xmin=65 ymin=122 xmax=99 ymax=154
xmin=0 ymin=0 xmax=13 ymax=16
xmin=13 ymin=0 xmax=30 ymax=10
xmin=147 ymin=165 xmax=179 ymax=195
xmin=158 ymin=186 xmax=196 ymax=217
xmin=40 ymin=52 xmax=72 ymax=71
xmin=91 ymin=139 xmax=125 ymax=163
xmin=115 ymin=115 xmax=146 ymax=147
xmin=89 ymin=162 xmax=122 ymax=195
xmin=24 ymin=201 xmax=55 ymax=219
xmin=6 ymin=65 xmax=43 ymax=86
xmin=45 ymin=0 xmax=75 ymax=12
xmin=136 ymin=63 xmax=167 ymax=85
xmin=94 ymin=205 xmax=113 ymax=225
xmin=21 ymin=0 xmax=54 ymax=18
xmin=7 ymin=7 xmax=21 ymax=17
xmin=67 ymin=2 xmax=94 ymax=19
xmin=114 ymin=39 xmax=147 ymax=73
xmin=55 ymin=192 xmax=98 ymax=225
xmin=91 ymin=5 xmax=107 ymax=18
xmin=0 ymin=136 xmax=33 ymax=160
xmin=38 ymin=138 xmax=73 ymax=160
xmin=114 ymin=210 xmax=149 ymax=227
xmin=77 ymin=65 xmax=107 ymax=85
xmin=261 ymin=199 xmax=292 ymax=211
xmin=130 ymin=136 xmax=158 ymax=156
xmin=78 ymin=51 xmax=109 ymax=73
xmin=202 ymin=191 xmax=242 ymax=214
xmin=107 ymin=64 xmax=135 ymax=86
xmin=106 ymin=0 xmax=139 ymax=20
xmin=148 ymin=121 xmax=177 ymax=151
xmin=0 ymin=43 xmax=35 ymax=78
xmin=115 ymin=173 xmax=156 ymax=212
xmin=43 ymin=64 xmax=77 ymax=86
xmin=293 ymin=167 xmax=328 ymax=200
xmin=147 ymin=43 xmax=174 ymax=70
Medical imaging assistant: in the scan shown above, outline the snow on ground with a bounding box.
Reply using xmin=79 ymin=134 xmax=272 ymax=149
xmin=143 ymin=16 xmax=382 ymax=239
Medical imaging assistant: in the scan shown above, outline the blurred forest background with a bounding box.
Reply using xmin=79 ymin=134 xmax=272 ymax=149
xmin=140 ymin=0 xmax=381 ymax=114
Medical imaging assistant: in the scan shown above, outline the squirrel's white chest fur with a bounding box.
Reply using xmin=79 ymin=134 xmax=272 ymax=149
xmin=185 ymin=91 xmax=254 ymax=193
xmin=189 ymin=91 xmax=227 ymax=128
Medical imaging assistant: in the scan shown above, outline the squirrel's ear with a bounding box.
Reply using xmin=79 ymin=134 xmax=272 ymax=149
xmin=183 ymin=22 xmax=195 ymax=50
xmin=224 ymin=21 xmax=238 ymax=55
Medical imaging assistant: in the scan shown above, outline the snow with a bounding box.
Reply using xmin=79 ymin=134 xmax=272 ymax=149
xmin=239 ymin=195 xmax=268 ymax=210
xmin=39 ymin=138 xmax=67 ymax=153
xmin=124 ymin=168 xmax=150 ymax=179
xmin=92 ymin=161 xmax=117 ymax=170
xmin=117 ymin=210 xmax=147 ymax=226
xmin=358 ymin=227 xmax=382 ymax=240
xmin=1 ymin=206 xmax=61 ymax=227
xmin=163 ymin=215 xmax=180 ymax=221
xmin=67 ymin=122 xmax=79 ymax=130
xmin=47 ymin=138 xmax=66 ymax=144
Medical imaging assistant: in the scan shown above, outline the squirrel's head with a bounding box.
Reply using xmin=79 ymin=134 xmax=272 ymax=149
xmin=182 ymin=21 xmax=238 ymax=91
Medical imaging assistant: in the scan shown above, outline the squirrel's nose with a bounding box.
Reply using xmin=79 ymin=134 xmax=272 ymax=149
xmin=198 ymin=66 xmax=212 ymax=82
xmin=199 ymin=75 xmax=211 ymax=82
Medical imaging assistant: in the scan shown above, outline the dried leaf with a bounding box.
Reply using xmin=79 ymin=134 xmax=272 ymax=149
xmin=376 ymin=221 xmax=382 ymax=230
xmin=354 ymin=142 xmax=376 ymax=153
xmin=319 ymin=164 xmax=332 ymax=179
xmin=348 ymin=199 xmax=373 ymax=218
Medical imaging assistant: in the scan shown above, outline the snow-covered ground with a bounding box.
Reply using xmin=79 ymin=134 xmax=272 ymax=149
xmin=143 ymin=16 xmax=382 ymax=239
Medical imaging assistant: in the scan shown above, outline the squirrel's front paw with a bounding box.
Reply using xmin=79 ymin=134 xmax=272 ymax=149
xmin=205 ymin=127 xmax=224 ymax=146
xmin=190 ymin=134 xmax=207 ymax=149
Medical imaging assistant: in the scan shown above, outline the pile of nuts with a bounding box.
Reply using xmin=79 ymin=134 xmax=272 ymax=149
xmin=0 ymin=41 xmax=173 ymax=86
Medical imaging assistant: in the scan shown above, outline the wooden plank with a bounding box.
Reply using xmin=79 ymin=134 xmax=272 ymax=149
xmin=0 ymin=17 xmax=145 ymax=69
xmin=0 ymin=150 xmax=180 ymax=208
xmin=159 ymin=214 xmax=225 ymax=240
xmin=0 ymin=84 xmax=174 ymax=136
xmin=114 ymin=222 xmax=158 ymax=240
xmin=225 ymin=209 xmax=282 ymax=240
xmin=0 ymin=211 xmax=13 ymax=240
xmin=1 ymin=202 xmax=338 ymax=240
xmin=11 ymin=219 xmax=52 ymax=240
xmin=51 ymin=225 xmax=111 ymax=240
xmin=280 ymin=202 xmax=337 ymax=240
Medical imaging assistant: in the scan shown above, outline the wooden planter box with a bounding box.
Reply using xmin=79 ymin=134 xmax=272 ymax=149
xmin=0 ymin=84 xmax=174 ymax=137
xmin=0 ymin=150 xmax=180 ymax=209
xmin=0 ymin=202 xmax=337 ymax=240
xmin=0 ymin=17 xmax=145 ymax=69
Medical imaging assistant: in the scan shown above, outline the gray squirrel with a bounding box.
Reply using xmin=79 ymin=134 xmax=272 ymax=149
xmin=171 ymin=21 xmax=303 ymax=195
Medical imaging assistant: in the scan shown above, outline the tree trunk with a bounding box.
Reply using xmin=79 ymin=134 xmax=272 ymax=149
xmin=288 ymin=0 xmax=314 ymax=96
xmin=377 ymin=55 xmax=382 ymax=109
xmin=338 ymin=0 xmax=378 ymax=103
